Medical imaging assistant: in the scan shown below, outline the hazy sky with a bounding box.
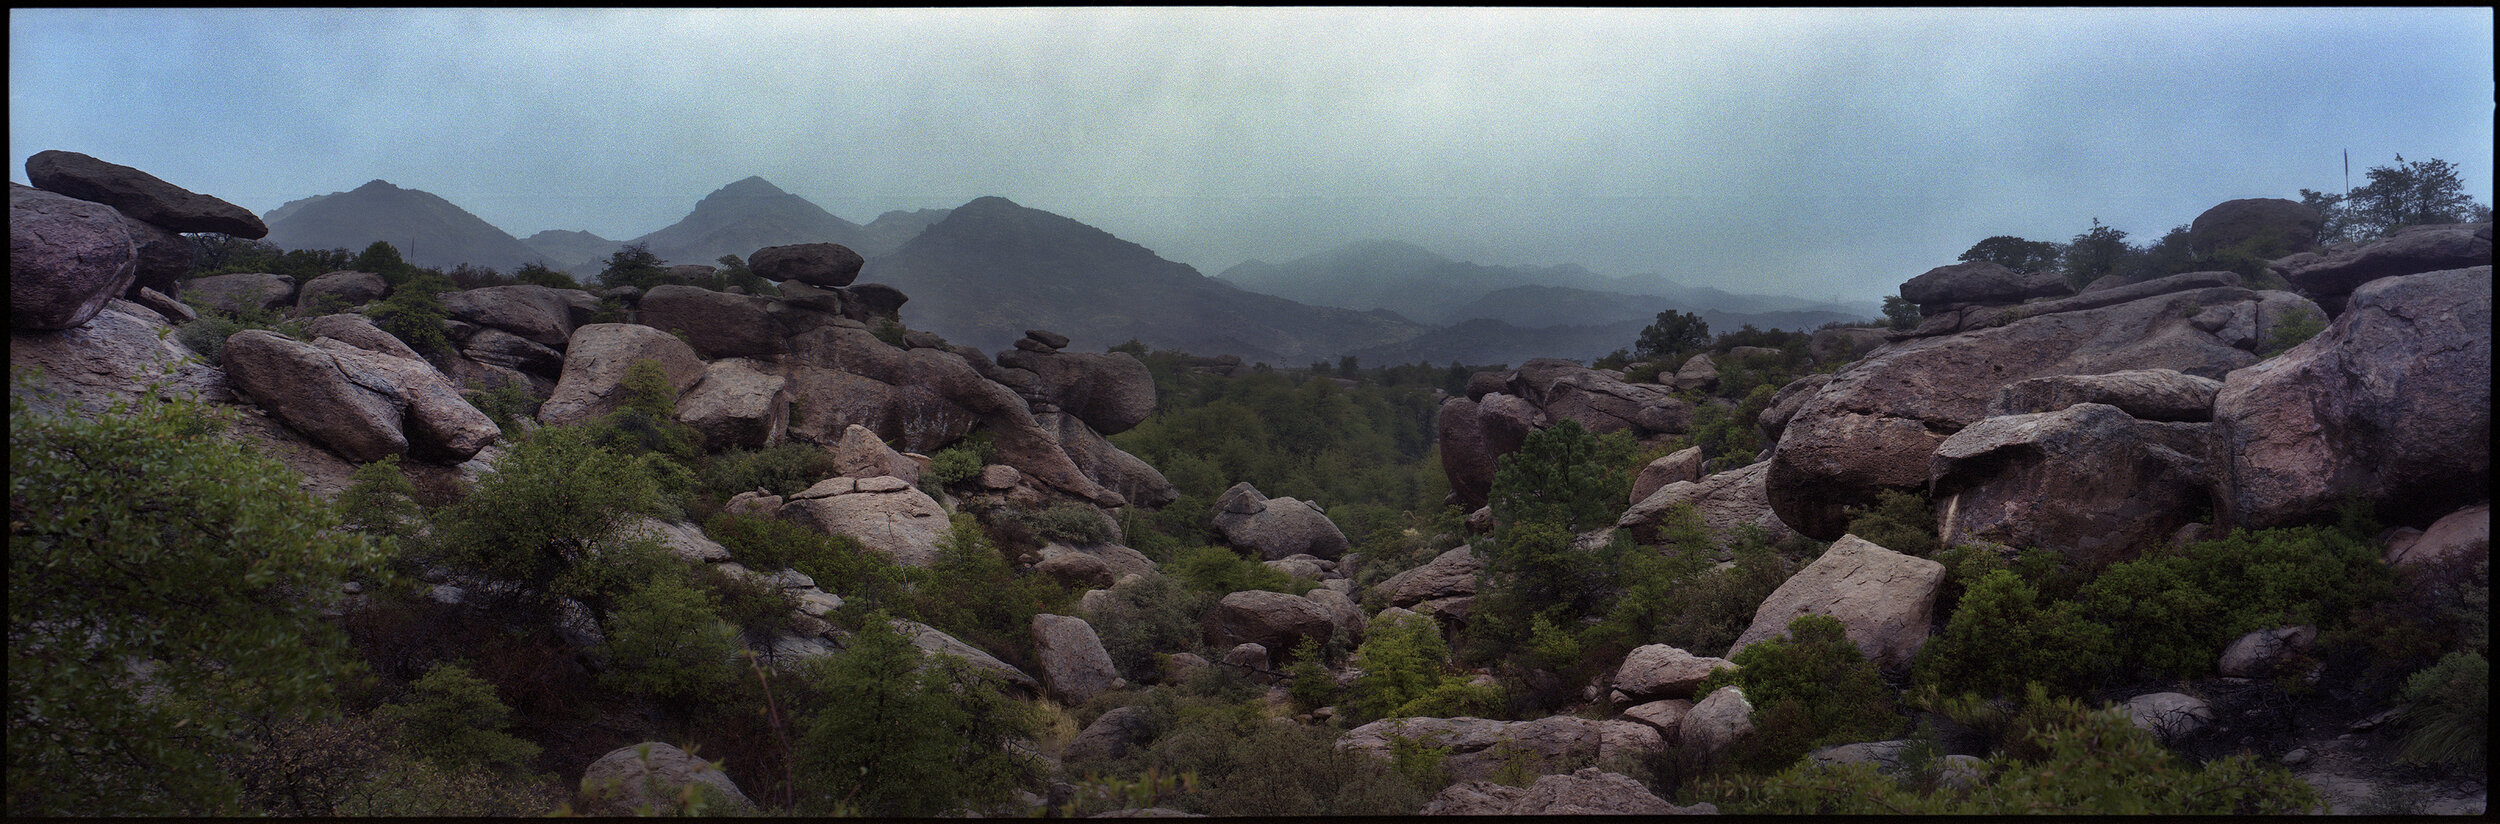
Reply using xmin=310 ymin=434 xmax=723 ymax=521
xmin=11 ymin=7 xmax=2492 ymax=303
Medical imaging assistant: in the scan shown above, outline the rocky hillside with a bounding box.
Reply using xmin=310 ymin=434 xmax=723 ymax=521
xmin=264 ymin=179 xmax=552 ymax=272
xmin=11 ymin=152 xmax=2491 ymax=817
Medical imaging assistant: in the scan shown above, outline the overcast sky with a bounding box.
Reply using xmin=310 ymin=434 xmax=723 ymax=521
xmin=11 ymin=7 xmax=2492 ymax=303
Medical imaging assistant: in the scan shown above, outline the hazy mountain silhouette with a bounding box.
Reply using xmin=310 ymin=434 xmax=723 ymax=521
xmin=868 ymin=196 xmax=1426 ymax=362
xmin=520 ymin=229 xmax=621 ymax=273
xmin=1442 ymin=284 xmax=1871 ymax=331
xmin=263 ymin=180 xmax=550 ymax=272
xmin=629 ymin=176 xmax=864 ymax=268
xmin=1220 ymin=240 xmax=1878 ymax=326
xmin=854 ymin=208 xmax=953 ymax=258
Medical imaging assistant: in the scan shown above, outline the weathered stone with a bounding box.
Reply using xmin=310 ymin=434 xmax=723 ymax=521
xmin=1210 ymin=482 xmax=1349 ymax=561
xmin=181 ymin=272 xmax=297 ymax=315
xmin=116 ymin=211 xmax=193 ymax=299
xmin=2217 ymin=625 xmax=2318 ymax=679
xmin=1630 ymin=446 xmax=1705 ymax=505
xmin=1033 ymin=614 xmax=1122 ymax=705
xmin=673 ymin=358 xmax=790 ymax=449
xmin=129 ymin=286 xmax=196 ymax=325
xmin=830 ymin=423 xmax=920 ymax=484
xmin=1418 ymin=767 xmax=1701 ymax=816
xmin=750 ymin=242 xmax=864 ymax=287
xmin=1036 ymin=543 xmax=1156 ymax=589
xmin=1756 ymin=372 xmax=1833 ymax=445
xmin=784 ymin=479 xmax=950 ymax=567
xmin=1809 ymin=326 xmax=1889 ymax=365
xmin=221 ymin=330 xmax=408 ymax=462
xmin=638 ymin=284 xmax=785 ymax=358
xmin=1202 ymin=589 xmax=1337 ymax=656
xmin=1618 ymin=460 xmax=1794 ymax=550
xmin=996 ymin=347 xmax=1156 ymax=435
xmin=1220 ymin=642 xmax=1271 ymax=673
xmin=314 ymin=339 xmax=501 ymax=464
xmin=1986 ymin=368 xmax=2223 ymax=422
xmin=2121 ymin=692 xmax=2214 ymax=744
xmin=1305 ymin=586 xmax=1366 ymax=647
xmin=1376 ymin=547 xmax=1483 ymax=607
xmin=1728 ymin=535 xmax=1943 ymax=670
xmin=1040 ymin=411 xmax=1180 ymax=509
xmin=1672 ymin=353 xmax=1720 ymax=392
xmin=1337 ymin=716 xmax=1613 ymax=783
xmin=1680 ymin=686 xmax=1755 ymax=757
xmin=539 ymin=323 xmax=706 ymax=427
xmin=1620 ymin=699 xmax=1695 ymax=740
xmin=891 ymin=618 xmax=1040 ymax=695
xmin=1505 ymin=358 xmax=1690 ymax=436
xmin=2273 ymin=221 xmax=2492 ymax=310
xmin=2387 ymin=503 xmax=2490 ymax=569
xmin=1064 ymin=705 xmax=1155 ymax=764
xmin=578 ymin=741 xmax=752 ymax=814
xmin=1612 ymin=644 xmax=1736 ymax=702
xmin=1437 ymin=393 xmax=1543 ymax=510
xmin=2190 ymin=198 xmax=2324 ymax=257
xmin=297 ymin=270 xmax=387 ymax=312
xmin=1900 ymin=260 xmax=2073 ymax=310
xmin=1932 ymin=403 xmax=2216 ymax=567
xmin=2214 ymin=267 xmax=2491 ymax=529
xmin=24 ymin=150 xmax=267 ymax=237
xmin=845 ymin=282 xmax=908 ymax=321
xmin=440 ymin=285 xmax=598 ymax=349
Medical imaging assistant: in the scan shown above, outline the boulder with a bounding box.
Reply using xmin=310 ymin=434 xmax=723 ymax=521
xmin=1202 ymin=589 xmax=1338 ymax=656
xmin=1304 ymin=586 xmax=1367 ymax=646
xmin=1418 ymin=767 xmax=1700 ymax=816
xmin=890 ymin=618 xmax=1040 ymax=695
xmin=1931 ymin=403 xmax=2216 ymax=567
xmin=2189 ymin=197 xmax=2324 ymax=257
xmin=1618 ymin=460 xmax=1795 ymax=550
xmin=1264 ymin=554 xmax=1333 ymax=582
xmin=2217 ymin=625 xmax=2318 ymax=679
xmin=1504 ymin=358 xmax=1690 ymax=436
xmin=1985 ymin=368 xmax=2223 ymax=422
xmin=636 ymin=284 xmax=785 ymax=358
xmin=1375 ymin=547 xmax=1483 ymax=607
xmin=1024 ymin=329 xmax=1071 ymax=350
xmin=2387 ymin=503 xmax=2491 ymax=569
xmin=439 ymin=285 xmax=597 ymax=349
xmin=1808 ymin=740 xmax=1915 ymax=774
xmin=2120 ymin=692 xmax=2214 ymax=744
xmin=663 ymin=264 xmax=717 ymax=284
xmin=1040 ymin=411 xmax=1181 ymax=509
xmin=1899 ymin=260 xmax=2072 ymax=311
xmin=459 ymin=327 xmax=567 ymax=376
xmin=1064 ymin=705 xmax=1155 ymax=764
xmin=830 ymin=423 xmax=919 ymax=484
xmin=632 ymin=517 xmax=732 ymax=563
xmin=1771 ymin=280 xmax=2261 ymax=539
xmin=2273 ymin=222 xmax=2493 ymax=312
xmin=675 ymin=358 xmax=791 ymax=449
xmin=313 ymin=339 xmax=500 ymax=464
xmin=1679 ymin=686 xmax=1755 ymax=758
xmin=749 ymin=242 xmax=864 ymax=287
xmin=538 ymin=323 xmax=706 ymax=427
xmin=1756 ymin=372 xmax=1833 ymax=444
xmin=12 ymin=183 xmax=140 ymax=330
xmin=297 ymin=270 xmax=387 ymax=312
xmin=1035 ymin=543 xmax=1156 ymax=589
xmin=9 ymin=302 xmax=226 ymax=414
xmin=2214 ymin=266 xmax=2491 ymax=529
xmin=220 ymin=330 xmax=408 ymax=462
xmin=24 ymin=150 xmax=266 ymax=237
xmin=1897 ymin=270 xmax=2250 ymax=340
xmin=1630 ymin=446 xmax=1705 ymax=505
xmin=130 ymin=286 xmax=196 ymax=325
xmin=995 ymin=347 xmax=1157 ymax=435
xmin=1727 ymin=535 xmax=1943 ymax=670
xmin=784 ymin=477 xmax=951 ymax=567
xmin=1808 ymin=326 xmax=1889 ymax=365
xmin=1611 ymin=644 xmax=1736 ymax=702
xmin=1210 ymin=482 xmax=1350 ymax=561
xmin=1032 ymin=614 xmax=1123 ymax=705
xmin=578 ymin=742 xmax=752 ymax=814
xmin=1437 ymin=393 xmax=1542 ymax=510
xmin=1671 ymin=353 xmax=1719 ymax=392
xmin=185 ymin=272 xmax=301 ymax=316
xmin=846 ymin=282 xmax=909 ymax=321
xmin=116 ymin=211 xmax=194 ymax=299
xmin=1620 ymin=699 xmax=1695 ymax=739
xmin=1220 ymin=642 xmax=1271 ymax=673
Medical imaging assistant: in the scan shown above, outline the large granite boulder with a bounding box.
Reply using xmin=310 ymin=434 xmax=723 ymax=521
xmin=1032 ymin=613 xmax=1123 ymax=705
xmin=1337 ymin=716 xmax=1614 ymax=783
xmin=1374 ymin=547 xmax=1483 ymax=608
xmin=313 ymin=338 xmax=499 ymax=464
xmin=1437 ymin=392 xmax=1543 ymax=511
xmin=1630 ymin=446 xmax=1706 ymax=505
xmin=674 ymin=358 xmax=790 ymax=449
xmin=891 ymin=618 xmax=1039 ymax=696
xmin=1617 ymin=460 xmax=1794 ymax=550
xmin=1418 ymin=767 xmax=1706 ymax=815
xmin=1503 ymin=358 xmax=1690 ymax=436
xmin=995 ymin=347 xmax=1156 ymax=435
xmin=2214 ymin=266 xmax=2491 ymax=529
xmin=1770 ymin=275 xmax=2260 ymax=539
xmin=116 ymin=212 xmax=194 ymax=300
xmin=750 ymin=242 xmax=863 ymax=288
xmin=1756 ymin=372 xmax=1834 ymax=445
xmin=440 ymin=285 xmax=598 ymax=349
xmin=1931 ymin=403 xmax=2216 ymax=567
xmin=1039 ymin=411 xmax=1180 ymax=509
xmin=1611 ymin=644 xmax=1736 ymax=702
xmin=2386 ymin=503 xmax=2491 ymax=569
xmin=457 ymin=327 xmax=567 ymax=378
xmin=297 ymin=270 xmax=387 ymax=312
xmin=1680 ymin=686 xmax=1755 ymax=758
xmin=24 ymin=150 xmax=267 ymax=237
xmin=1727 ymin=535 xmax=1943 ymax=670
xmin=2189 ymin=197 xmax=2323 ymax=257
xmin=1899 ymin=260 xmax=2072 ymax=312
xmin=1064 ymin=705 xmax=1155 ymax=764
xmin=636 ymin=284 xmax=785 ymax=359
xmin=220 ymin=329 xmax=409 ymax=463
xmin=829 ymin=423 xmax=920 ymax=484
xmin=10 ymin=302 xmax=226 ymax=414
xmin=1210 ymin=482 xmax=1350 ymax=561
xmin=11 ymin=183 xmax=138 ymax=330
xmin=538 ymin=323 xmax=706 ymax=427
xmin=182 ymin=272 xmax=299 ymax=315
xmin=2272 ymin=222 xmax=2492 ymax=313
xmin=784 ymin=476 xmax=951 ymax=568
xmin=1201 ymin=589 xmax=1337 ymax=656
xmin=577 ymin=742 xmax=752 ymax=815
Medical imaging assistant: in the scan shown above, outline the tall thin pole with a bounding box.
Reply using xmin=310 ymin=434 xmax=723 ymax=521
xmin=2343 ymin=149 xmax=2350 ymax=198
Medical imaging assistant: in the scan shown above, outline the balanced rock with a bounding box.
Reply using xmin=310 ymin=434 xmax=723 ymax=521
xmin=24 ymin=150 xmax=267 ymax=237
xmin=637 ymin=284 xmax=784 ymax=359
xmin=116 ymin=212 xmax=193 ymax=299
xmin=1210 ymin=482 xmax=1349 ymax=561
xmin=750 ymin=242 xmax=864 ymax=287
xmin=1899 ymin=260 xmax=2072 ymax=311
xmin=2189 ymin=197 xmax=2323 ymax=257
xmin=2273 ymin=221 xmax=2492 ymax=312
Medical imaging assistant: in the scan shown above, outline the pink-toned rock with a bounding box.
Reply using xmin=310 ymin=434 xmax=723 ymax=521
xmin=1620 ymin=699 xmax=1695 ymax=740
xmin=1032 ymin=613 xmax=1122 ymax=704
xmin=675 ymin=358 xmax=790 ymax=449
xmin=1612 ymin=644 xmax=1737 ymax=702
xmin=12 ymin=183 xmax=138 ymax=331
xmin=1630 ymin=446 xmax=1705 ymax=504
xmin=538 ymin=323 xmax=706 ymax=427
xmin=831 ymin=423 xmax=920 ymax=484
xmin=2387 ymin=503 xmax=2490 ymax=569
xmin=220 ymin=330 xmax=407 ymax=463
xmin=1376 ymin=547 xmax=1482 ymax=607
xmin=24 ymin=150 xmax=266 ymax=237
xmin=1437 ymin=392 xmax=1544 ymax=511
xmin=1618 ymin=460 xmax=1794 ymax=550
xmin=577 ymin=741 xmax=751 ymax=815
xmin=1419 ymin=767 xmax=1704 ymax=816
xmin=1728 ymin=535 xmax=1943 ymax=670
xmin=297 ymin=270 xmax=387 ymax=312
xmin=784 ymin=477 xmax=950 ymax=568
xmin=1202 ymin=589 xmax=1337 ymax=657
xmin=638 ymin=284 xmax=786 ymax=359
xmin=1932 ymin=403 xmax=2215 ymax=567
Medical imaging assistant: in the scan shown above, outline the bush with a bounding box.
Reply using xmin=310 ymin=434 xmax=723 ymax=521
xmin=1173 ymin=545 xmax=1311 ymax=596
xmin=1695 ymin=614 xmax=1901 ymax=773
xmin=2394 ymin=651 xmax=2488 ymax=769
xmin=10 ymin=380 xmax=387 ymax=815
xmin=1028 ymin=501 xmax=1116 ymax=545
xmin=2258 ymin=305 xmax=2327 ymax=359
xmin=598 ymin=573 xmax=741 ymax=701
xmin=1586 ymin=505 xmax=1795 ymax=660
xmin=1843 ymin=488 xmax=1939 ymax=558
xmin=792 ymin=614 xmax=1042 ymax=816
xmin=1913 ymin=570 xmax=2115 ymax=698
xmin=2081 ymin=524 xmax=2393 ymax=681
xmin=176 ymin=306 xmax=306 ymax=363
xmin=907 ymin=513 xmax=1076 ymax=673
xmin=367 ymin=271 xmax=456 ymax=358
xmin=702 ymin=512 xmax=911 ymax=617
xmin=1347 ymin=612 xmax=1456 ymax=721
xmin=1087 ymin=574 xmax=1208 ymax=683
xmin=423 ymin=424 xmax=672 ymax=609
xmin=464 ymin=381 xmax=540 ymax=434
xmin=338 ymin=455 xmax=425 ymax=545
xmin=924 ymin=439 xmax=991 ymax=488
xmin=699 ymin=442 xmax=840 ymax=500
xmin=375 ymin=662 xmax=541 ymax=774
xmin=1139 ymin=696 xmax=1444 ymax=816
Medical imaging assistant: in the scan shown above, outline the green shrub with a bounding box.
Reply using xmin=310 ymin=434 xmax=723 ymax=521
xmin=1695 ymin=614 xmax=1901 ymax=773
xmin=375 ymin=662 xmax=541 ymax=774
xmin=1699 ymin=692 xmax=2322 ymax=814
xmin=1029 ymin=501 xmax=1116 ymax=545
xmin=1088 ymin=574 xmax=1207 ymax=683
xmin=2081 ymin=524 xmax=2393 ymax=681
xmin=9 ymin=379 xmax=386 ymax=815
xmin=1347 ymin=612 xmax=1456 ymax=721
xmin=792 ymin=614 xmax=1042 ymax=816
xmin=597 ymin=573 xmax=740 ymax=701
xmin=924 ymin=439 xmax=991 ymax=488
xmin=2393 ymin=651 xmax=2488 ymax=768
xmin=699 ymin=442 xmax=839 ymax=500
xmin=1588 ymin=505 xmax=1793 ymax=659
xmin=693 ymin=562 xmax=797 ymax=641
xmin=2258 ymin=305 xmax=2328 ymax=358
xmin=368 ymin=272 xmax=455 ymax=358
xmin=1913 ymin=570 xmax=2115 ymax=698
xmin=702 ymin=512 xmax=911 ymax=617
xmin=423 ymin=424 xmax=671 ymax=608
xmin=1843 ymin=488 xmax=1939 ymax=558
xmin=1139 ymin=696 xmax=1443 ymax=816
xmin=1173 ymin=545 xmax=1311 ymax=596
xmin=464 ymin=381 xmax=540 ymax=434
xmin=338 ymin=455 xmax=425 ymax=544
xmin=907 ymin=513 xmax=1076 ymax=673
xmin=511 ymin=262 xmax=577 ymax=289
xmin=176 ymin=306 xmax=306 ymax=363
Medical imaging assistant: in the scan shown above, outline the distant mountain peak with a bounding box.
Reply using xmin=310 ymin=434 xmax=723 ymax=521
xmin=709 ymin=175 xmax=791 ymax=198
xmin=353 ymin=179 xmax=400 ymax=193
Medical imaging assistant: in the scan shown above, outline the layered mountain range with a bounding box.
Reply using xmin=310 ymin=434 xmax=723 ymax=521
xmin=261 ymin=177 xmax=1877 ymax=365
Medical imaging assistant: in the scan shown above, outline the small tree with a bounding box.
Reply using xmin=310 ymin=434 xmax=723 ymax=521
xmin=2060 ymin=219 xmax=2134 ymax=290
xmin=1958 ymin=235 xmax=2065 ymax=273
xmin=512 ymin=262 xmax=578 ymax=289
xmin=599 ymin=242 xmax=670 ymax=291
xmin=1634 ymin=309 xmax=1710 ymax=361
xmin=376 ymin=662 xmax=541 ymax=774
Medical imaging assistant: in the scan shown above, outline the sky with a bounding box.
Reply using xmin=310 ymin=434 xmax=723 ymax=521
xmin=11 ymin=7 xmax=2493 ymax=304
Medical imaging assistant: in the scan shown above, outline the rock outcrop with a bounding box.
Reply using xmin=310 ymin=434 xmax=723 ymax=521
xmin=2272 ymin=222 xmax=2492 ymax=314
xmin=1437 ymin=392 xmax=1542 ymax=510
xmin=577 ymin=741 xmax=752 ymax=814
xmin=1210 ymin=482 xmax=1349 ymax=561
xmin=1032 ymin=613 xmax=1122 ymax=705
xmin=2189 ymin=197 xmax=2323 ymax=257
xmin=1374 ymin=547 xmax=1483 ymax=607
xmin=750 ymin=242 xmax=864 ymax=288
xmin=1899 ymin=260 xmax=2072 ymax=313
xmin=220 ymin=329 xmax=498 ymax=464
xmin=24 ymin=149 xmax=267 ymax=238
xmin=11 ymin=183 xmax=139 ymax=331
xmin=1617 ymin=460 xmax=1794 ymax=549
xmin=783 ymin=476 xmax=951 ymax=567
xmin=674 ymin=358 xmax=790 ymax=449
xmin=1418 ymin=767 xmax=1708 ymax=815
xmin=1727 ymin=535 xmax=1942 ymax=670
xmin=538 ymin=323 xmax=707 ymax=427
xmin=1931 ymin=403 xmax=2215 ymax=566
xmin=1337 ymin=716 xmax=1624 ymax=783
xmin=1201 ymin=589 xmax=1337 ymax=656
xmin=1611 ymin=644 xmax=1736 ymax=702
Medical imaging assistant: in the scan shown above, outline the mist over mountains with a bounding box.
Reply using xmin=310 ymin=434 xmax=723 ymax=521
xmin=260 ymin=177 xmax=1878 ymax=365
